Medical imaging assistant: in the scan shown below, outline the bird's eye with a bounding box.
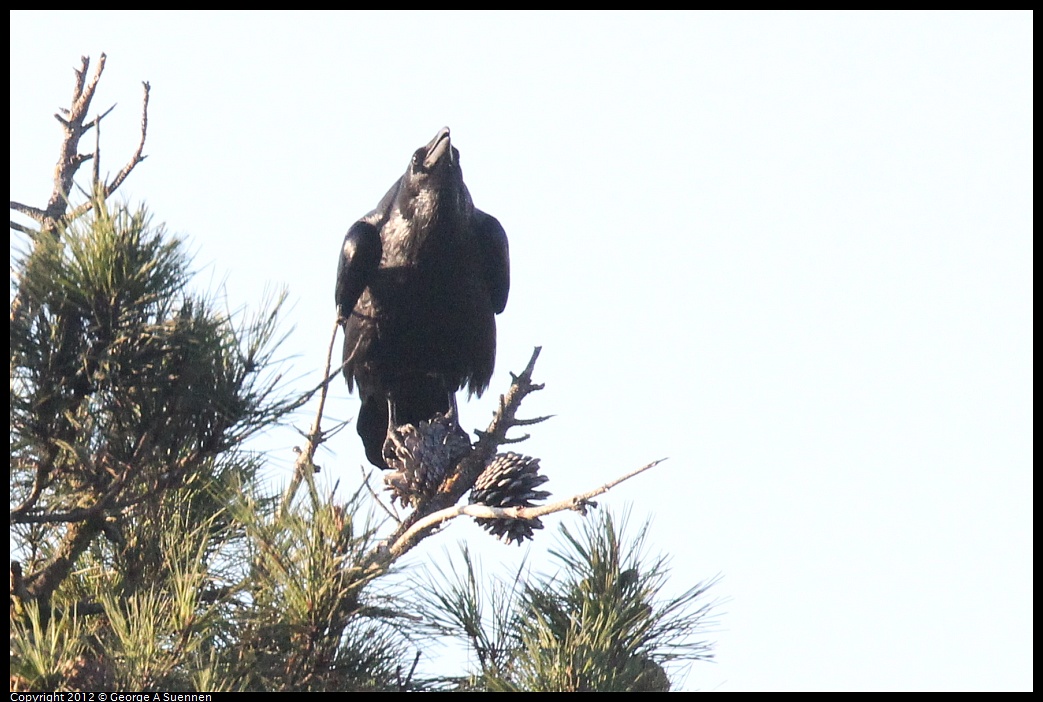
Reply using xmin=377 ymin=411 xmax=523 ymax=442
xmin=411 ymin=148 xmax=425 ymax=168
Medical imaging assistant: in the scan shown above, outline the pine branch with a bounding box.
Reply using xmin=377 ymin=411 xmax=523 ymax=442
xmin=65 ymin=81 xmax=150 ymax=224
xmin=10 ymin=54 xmax=150 ymax=326
xmin=386 ymin=459 xmax=665 ymax=563
xmin=281 ymin=318 xmax=342 ymax=515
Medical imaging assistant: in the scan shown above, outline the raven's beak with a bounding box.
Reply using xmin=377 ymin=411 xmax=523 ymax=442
xmin=424 ymin=127 xmax=452 ymax=169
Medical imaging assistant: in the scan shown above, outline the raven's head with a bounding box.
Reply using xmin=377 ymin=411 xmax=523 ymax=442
xmin=398 ymin=127 xmax=472 ymax=224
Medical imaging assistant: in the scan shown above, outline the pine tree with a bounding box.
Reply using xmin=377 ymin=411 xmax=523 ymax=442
xmin=10 ymin=55 xmax=721 ymax=692
xmin=411 ymin=513 xmax=720 ymax=691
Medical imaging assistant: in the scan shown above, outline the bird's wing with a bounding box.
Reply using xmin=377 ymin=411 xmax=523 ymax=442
xmin=335 ymin=220 xmax=382 ymax=320
xmin=474 ymin=210 xmax=510 ymax=314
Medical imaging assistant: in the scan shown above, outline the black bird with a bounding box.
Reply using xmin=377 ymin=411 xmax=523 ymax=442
xmin=336 ymin=127 xmax=510 ymax=469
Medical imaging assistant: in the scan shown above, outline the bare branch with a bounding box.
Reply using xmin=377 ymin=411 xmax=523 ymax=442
xmin=359 ymin=464 xmax=401 ymax=524
xmin=10 ymin=451 xmax=56 ymax=518
xmin=9 ymin=200 xmax=44 ymax=221
xmin=11 ymin=55 xmax=149 ymax=327
xmin=70 ymin=55 xmax=90 ymax=105
xmin=9 ymin=219 xmax=37 ymax=236
xmin=101 ymin=83 xmax=148 ymax=195
xmin=397 ymin=650 xmax=422 ymax=692
xmin=281 ymin=318 xmax=341 ymax=515
xmin=42 ymin=54 xmax=107 ymax=232
xmin=72 ymin=152 xmax=93 ymax=170
xmin=66 ymin=81 xmax=150 ymax=223
xmin=12 ymin=507 xmax=105 ymax=525
xmin=364 ymin=347 xmax=547 ymax=569
xmin=12 ymin=562 xmax=106 ymax=619
xmin=22 ymin=513 xmax=107 ymax=604
xmin=92 ymin=109 xmax=101 ymax=184
xmin=13 ymin=54 xmax=146 ymax=232
xmin=81 ymin=102 xmax=116 ymax=133
xmin=512 ymin=414 xmax=554 ymax=426
xmin=77 ymin=54 xmax=105 ymax=110
xmin=496 ymin=434 xmax=531 ymax=445
xmin=10 ymin=562 xmax=29 ymax=604
xmin=388 ymin=459 xmax=665 ymax=555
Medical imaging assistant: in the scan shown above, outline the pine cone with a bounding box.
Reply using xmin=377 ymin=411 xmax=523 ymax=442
xmin=383 ymin=411 xmax=471 ymax=506
xmin=470 ymin=452 xmax=550 ymax=544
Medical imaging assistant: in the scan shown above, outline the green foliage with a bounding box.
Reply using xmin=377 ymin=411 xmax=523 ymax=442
xmin=10 ymin=197 xmax=719 ymax=692
xmin=11 ymin=198 xmax=289 ymax=534
xmin=10 ymin=602 xmax=87 ymax=692
xmin=225 ymin=476 xmax=412 ymax=691
xmin=9 ymin=198 xmax=419 ymax=691
xmin=414 ymin=512 xmax=720 ymax=692
xmin=9 ymin=198 xmax=300 ymax=690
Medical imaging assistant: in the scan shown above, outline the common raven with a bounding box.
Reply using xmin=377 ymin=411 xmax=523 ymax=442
xmin=336 ymin=127 xmax=510 ymax=469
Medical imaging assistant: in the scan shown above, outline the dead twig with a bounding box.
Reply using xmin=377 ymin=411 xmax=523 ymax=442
xmin=281 ymin=318 xmax=342 ymax=515
xmin=360 ymin=464 xmax=401 ymax=524
xmin=386 ymin=459 xmax=665 ymax=562
xmin=10 ymin=54 xmax=150 ymax=327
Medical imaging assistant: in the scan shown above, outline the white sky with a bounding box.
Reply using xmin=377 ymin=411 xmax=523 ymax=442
xmin=10 ymin=11 xmax=1032 ymax=691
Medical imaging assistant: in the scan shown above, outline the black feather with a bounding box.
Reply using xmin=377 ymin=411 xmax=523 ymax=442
xmin=336 ymin=128 xmax=510 ymax=469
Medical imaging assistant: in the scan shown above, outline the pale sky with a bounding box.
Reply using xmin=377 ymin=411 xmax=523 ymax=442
xmin=10 ymin=11 xmax=1032 ymax=691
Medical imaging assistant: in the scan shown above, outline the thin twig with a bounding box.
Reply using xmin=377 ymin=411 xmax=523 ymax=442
xmin=11 ymin=54 xmax=150 ymax=328
xmin=511 ymin=414 xmax=555 ymax=426
xmin=66 ymin=81 xmax=150 ymax=223
xmin=9 ymin=201 xmax=44 ymax=221
xmin=92 ymin=108 xmax=101 ymax=184
xmin=360 ymin=464 xmax=401 ymax=524
xmin=398 ymin=650 xmax=422 ymax=692
xmin=387 ymin=459 xmax=665 ymax=556
xmin=82 ymin=103 xmax=117 ymax=133
xmin=281 ymin=318 xmax=340 ymax=515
